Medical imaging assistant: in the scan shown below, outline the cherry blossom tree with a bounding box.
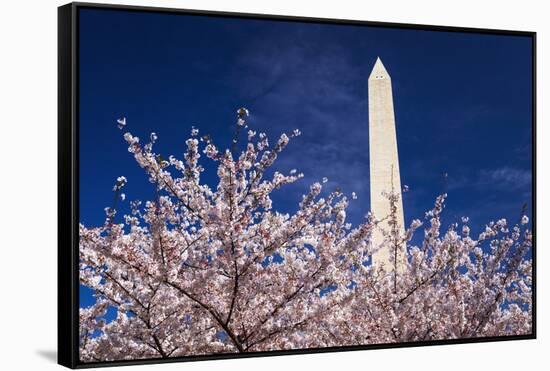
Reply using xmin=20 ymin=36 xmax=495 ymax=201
xmin=79 ymin=109 xmax=532 ymax=362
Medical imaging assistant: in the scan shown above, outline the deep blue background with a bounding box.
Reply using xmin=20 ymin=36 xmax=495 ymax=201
xmin=79 ymin=8 xmax=533 ymax=310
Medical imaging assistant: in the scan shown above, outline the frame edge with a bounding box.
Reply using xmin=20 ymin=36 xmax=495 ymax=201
xmin=58 ymin=2 xmax=79 ymax=369
xmin=62 ymin=2 xmax=537 ymax=368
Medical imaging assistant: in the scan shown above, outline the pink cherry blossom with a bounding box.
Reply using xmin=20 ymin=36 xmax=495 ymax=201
xmin=79 ymin=112 xmax=532 ymax=362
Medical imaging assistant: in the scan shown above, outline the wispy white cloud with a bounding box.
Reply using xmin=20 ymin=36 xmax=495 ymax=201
xmin=478 ymin=167 xmax=531 ymax=191
xmin=228 ymin=31 xmax=373 ymax=222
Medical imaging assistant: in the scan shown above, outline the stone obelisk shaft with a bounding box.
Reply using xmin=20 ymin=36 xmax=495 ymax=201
xmin=368 ymin=57 xmax=406 ymax=272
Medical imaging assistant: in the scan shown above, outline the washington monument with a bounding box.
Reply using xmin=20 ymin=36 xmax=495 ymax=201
xmin=368 ymin=57 xmax=406 ymax=272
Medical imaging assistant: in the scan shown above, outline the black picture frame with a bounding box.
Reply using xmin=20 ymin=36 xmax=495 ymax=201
xmin=58 ymin=2 xmax=537 ymax=368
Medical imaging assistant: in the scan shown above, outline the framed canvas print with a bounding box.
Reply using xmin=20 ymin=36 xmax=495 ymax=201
xmin=58 ymin=2 xmax=536 ymax=368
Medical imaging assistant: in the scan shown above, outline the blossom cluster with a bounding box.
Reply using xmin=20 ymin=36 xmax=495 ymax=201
xmin=79 ymin=112 xmax=532 ymax=362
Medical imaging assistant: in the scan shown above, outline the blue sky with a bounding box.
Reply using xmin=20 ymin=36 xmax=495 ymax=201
xmin=78 ymin=8 xmax=533 ymax=309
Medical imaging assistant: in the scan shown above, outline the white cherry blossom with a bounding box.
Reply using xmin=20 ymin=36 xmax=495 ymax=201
xmin=80 ymin=111 xmax=532 ymax=362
